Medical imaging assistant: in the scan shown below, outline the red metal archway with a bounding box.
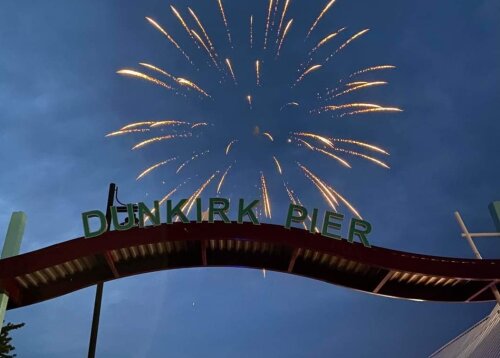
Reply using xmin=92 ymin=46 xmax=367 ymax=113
xmin=0 ymin=222 xmax=499 ymax=309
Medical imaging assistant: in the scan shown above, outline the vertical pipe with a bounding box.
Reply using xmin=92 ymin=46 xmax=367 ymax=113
xmin=88 ymin=183 xmax=116 ymax=358
xmin=0 ymin=212 xmax=27 ymax=331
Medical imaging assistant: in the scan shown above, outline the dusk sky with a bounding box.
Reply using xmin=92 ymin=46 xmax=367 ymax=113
xmin=1 ymin=0 xmax=500 ymax=357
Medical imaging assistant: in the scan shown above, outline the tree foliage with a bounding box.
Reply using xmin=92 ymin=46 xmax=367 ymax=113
xmin=0 ymin=322 xmax=24 ymax=358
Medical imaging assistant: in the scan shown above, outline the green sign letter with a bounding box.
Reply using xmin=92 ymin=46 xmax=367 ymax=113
xmin=285 ymin=204 xmax=308 ymax=229
xmin=321 ymin=211 xmax=344 ymax=240
xmin=166 ymin=199 xmax=189 ymax=224
xmin=348 ymin=218 xmax=371 ymax=247
xmin=238 ymin=199 xmax=260 ymax=225
xmin=82 ymin=210 xmax=107 ymax=238
xmin=138 ymin=201 xmax=160 ymax=228
xmin=209 ymin=198 xmax=230 ymax=223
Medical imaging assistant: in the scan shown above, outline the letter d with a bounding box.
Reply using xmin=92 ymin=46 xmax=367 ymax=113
xmin=82 ymin=210 xmax=107 ymax=238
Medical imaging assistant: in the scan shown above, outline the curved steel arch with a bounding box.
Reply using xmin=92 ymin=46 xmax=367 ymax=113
xmin=0 ymin=222 xmax=499 ymax=309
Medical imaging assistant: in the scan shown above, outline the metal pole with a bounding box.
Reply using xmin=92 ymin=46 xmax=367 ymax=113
xmin=0 ymin=212 xmax=27 ymax=331
xmin=88 ymin=183 xmax=116 ymax=358
xmin=454 ymin=211 xmax=500 ymax=304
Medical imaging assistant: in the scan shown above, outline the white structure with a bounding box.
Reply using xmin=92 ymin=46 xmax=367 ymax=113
xmin=430 ymin=305 xmax=500 ymax=358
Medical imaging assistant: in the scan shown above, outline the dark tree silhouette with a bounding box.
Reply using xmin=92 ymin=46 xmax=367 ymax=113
xmin=0 ymin=322 xmax=24 ymax=358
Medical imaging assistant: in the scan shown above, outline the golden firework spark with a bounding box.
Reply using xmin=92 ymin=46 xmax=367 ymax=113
xmin=294 ymin=132 xmax=334 ymax=148
xmin=348 ymin=65 xmax=396 ymax=79
xmin=295 ymin=64 xmax=322 ymax=85
xmin=170 ymin=6 xmax=195 ymax=40
xmin=150 ymin=120 xmax=188 ymax=128
xmin=225 ymin=139 xmax=238 ymax=155
xmin=217 ymin=164 xmax=233 ymax=194
xmin=264 ymin=0 xmax=274 ymax=49
xmin=331 ymin=147 xmax=390 ymax=168
xmin=176 ymin=150 xmax=210 ymax=174
xmin=132 ymin=134 xmax=191 ymax=150
xmin=137 ymin=157 xmax=177 ymax=180
xmin=250 ymin=15 xmax=254 ymax=48
xmin=225 ymin=58 xmax=237 ymax=85
xmin=191 ymin=122 xmax=208 ymax=128
xmin=332 ymin=139 xmax=389 ymax=155
xmin=298 ymin=163 xmax=339 ymax=209
xmin=191 ymin=29 xmax=220 ymax=69
xmin=327 ymin=184 xmax=362 ymax=219
xmin=184 ymin=172 xmax=219 ymax=216
xmin=306 ymin=0 xmax=338 ymax=38
xmin=260 ymin=172 xmax=272 ymax=218
xmin=145 ymin=17 xmax=192 ymax=65
xmin=276 ymin=0 xmax=291 ymax=41
xmin=331 ymin=81 xmax=387 ymax=98
xmin=217 ymin=0 xmax=232 ymax=45
xmin=341 ymin=107 xmax=403 ymax=117
xmin=106 ymin=129 xmax=150 ymax=137
xmin=256 ymin=60 xmax=261 ymax=85
xmin=276 ymin=19 xmax=293 ymax=57
xmin=188 ymin=7 xmax=217 ymax=55
xmin=117 ymin=69 xmax=172 ymax=91
xmin=325 ymin=29 xmax=369 ymax=63
xmin=314 ymin=103 xmax=382 ymax=114
xmin=280 ymin=102 xmax=299 ymax=111
xmin=246 ymin=95 xmax=253 ymax=109
xmin=263 ymin=132 xmax=274 ymax=142
xmin=177 ymin=78 xmax=211 ymax=98
xmin=272 ymin=156 xmax=283 ymax=174
xmin=139 ymin=63 xmax=176 ymax=81
xmin=312 ymin=147 xmax=351 ymax=168
xmin=120 ymin=121 xmax=157 ymax=130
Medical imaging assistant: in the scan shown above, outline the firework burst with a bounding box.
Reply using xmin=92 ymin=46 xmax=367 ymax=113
xmin=110 ymin=0 xmax=402 ymax=221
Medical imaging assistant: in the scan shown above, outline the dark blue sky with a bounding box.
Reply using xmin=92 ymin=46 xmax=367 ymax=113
xmin=1 ymin=0 xmax=500 ymax=357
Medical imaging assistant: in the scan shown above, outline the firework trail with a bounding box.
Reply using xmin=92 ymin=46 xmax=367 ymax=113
xmin=310 ymin=146 xmax=351 ymax=168
xmin=176 ymin=150 xmax=210 ymax=174
xmin=225 ymin=58 xmax=237 ymax=85
xmin=106 ymin=128 xmax=150 ymax=137
xmin=137 ymin=157 xmax=177 ymax=180
xmin=120 ymin=121 xmax=157 ymax=130
xmin=273 ymin=156 xmax=283 ymax=174
xmin=260 ymin=172 xmax=272 ymax=218
xmin=276 ymin=19 xmax=293 ymax=57
xmin=271 ymin=0 xmax=280 ymax=39
xmin=146 ymin=17 xmax=193 ymax=65
xmin=256 ymin=60 xmax=261 ymax=85
xmin=184 ymin=172 xmax=219 ymax=216
xmin=225 ymin=139 xmax=238 ymax=155
xmin=280 ymin=102 xmax=299 ymax=111
xmin=332 ymin=139 xmax=389 ymax=155
xmin=150 ymin=120 xmax=188 ymax=128
xmin=139 ymin=63 xmax=176 ymax=81
xmin=306 ymin=0 xmax=338 ymax=38
xmin=341 ymin=107 xmax=402 ymax=117
xmin=295 ymin=64 xmax=322 ymax=85
xmin=330 ymin=147 xmax=390 ymax=168
xmin=170 ymin=6 xmax=195 ymax=41
xmin=117 ymin=69 xmax=173 ymax=91
xmin=176 ymin=78 xmax=211 ymax=98
xmin=217 ymin=0 xmax=232 ymax=46
xmin=132 ymin=134 xmax=191 ymax=150
xmin=188 ymin=7 xmax=218 ymax=56
xmin=191 ymin=29 xmax=220 ymax=69
xmin=217 ymin=164 xmax=233 ymax=194
xmin=298 ymin=163 xmax=339 ymax=210
xmin=263 ymin=132 xmax=274 ymax=142
xmin=276 ymin=0 xmax=291 ymax=41
xmin=294 ymin=132 xmax=334 ymax=148
xmin=191 ymin=122 xmax=208 ymax=128
xmin=250 ymin=15 xmax=254 ymax=48
xmin=324 ymin=29 xmax=369 ymax=63
xmin=264 ymin=0 xmax=274 ymax=49
xmin=246 ymin=95 xmax=253 ymax=109
xmin=302 ymin=27 xmax=345 ymax=68
xmin=347 ymin=65 xmax=396 ymax=79
xmin=327 ymin=185 xmax=362 ymax=219
xmin=313 ymin=103 xmax=382 ymax=114
xmin=329 ymin=81 xmax=387 ymax=99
